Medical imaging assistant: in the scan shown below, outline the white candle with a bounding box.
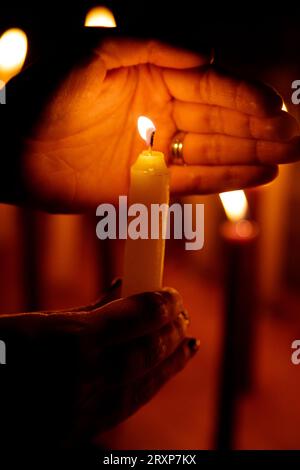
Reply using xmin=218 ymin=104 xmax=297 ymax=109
xmin=122 ymin=117 xmax=170 ymax=297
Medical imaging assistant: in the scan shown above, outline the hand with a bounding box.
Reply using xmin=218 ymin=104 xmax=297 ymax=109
xmin=0 ymin=284 xmax=197 ymax=449
xmin=7 ymin=37 xmax=300 ymax=211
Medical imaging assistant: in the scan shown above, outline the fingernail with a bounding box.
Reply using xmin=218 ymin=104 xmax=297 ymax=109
xmin=188 ymin=338 xmax=200 ymax=352
xmin=161 ymin=288 xmax=184 ymax=312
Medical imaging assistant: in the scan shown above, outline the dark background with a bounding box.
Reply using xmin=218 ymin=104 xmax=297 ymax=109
xmin=1 ymin=0 xmax=300 ymax=451
xmin=1 ymin=1 xmax=300 ymax=74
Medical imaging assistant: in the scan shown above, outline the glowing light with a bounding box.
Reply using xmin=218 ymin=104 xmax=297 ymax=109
xmin=282 ymin=102 xmax=288 ymax=112
xmin=0 ymin=28 xmax=28 ymax=84
xmin=219 ymin=190 xmax=248 ymax=222
xmin=85 ymin=6 xmax=116 ymax=27
xmin=137 ymin=116 xmax=156 ymax=146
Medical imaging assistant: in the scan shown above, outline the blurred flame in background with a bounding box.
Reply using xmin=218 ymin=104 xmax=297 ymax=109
xmin=219 ymin=190 xmax=248 ymax=222
xmin=84 ymin=6 xmax=117 ymax=27
xmin=0 ymin=28 xmax=28 ymax=83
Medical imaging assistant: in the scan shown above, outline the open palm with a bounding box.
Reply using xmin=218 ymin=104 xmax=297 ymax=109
xmin=19 ymin=38 xmax=300 ymax=211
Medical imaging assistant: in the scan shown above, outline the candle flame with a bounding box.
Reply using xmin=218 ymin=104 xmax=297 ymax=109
xmin=219 ymin=190 xmax=248 ymax=222
xmin=0 ymin=28 xmax=28 ymax=84
xmin=85 ymin=6 xmax=117 ymax=27
xmin=282 ymin=102 xmax=287 ymax=112
xmin=138 ymin=116 xmax=156 ymax=146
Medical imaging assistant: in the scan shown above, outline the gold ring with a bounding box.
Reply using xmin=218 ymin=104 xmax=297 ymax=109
xmin=170 ymin=133 xmax=185 ymax=165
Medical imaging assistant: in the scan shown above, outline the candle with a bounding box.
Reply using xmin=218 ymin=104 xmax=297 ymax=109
xmin=122 ymin=116 xmax=169 ymax=297
xmin=215 ymin=190 xmax=259 ymax=450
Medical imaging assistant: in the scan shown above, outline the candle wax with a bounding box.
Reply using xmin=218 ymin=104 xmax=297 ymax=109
xmin=122 ymin=150 xmax=169 ymax=297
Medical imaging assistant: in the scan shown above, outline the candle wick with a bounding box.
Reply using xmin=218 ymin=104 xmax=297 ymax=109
xmin=149 ymin=131 xmax=155 ymax=153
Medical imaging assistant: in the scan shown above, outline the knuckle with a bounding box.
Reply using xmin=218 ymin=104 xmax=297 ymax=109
xmin=130 ymin=291 xmax=168 ymax=320
xmin=211 ymin=135 xmax=222 ymax=164
xmin=248 ymin=115 xmax=257 ymax=138
xmin=175 ymin=315 xmax=188 ymax=337
xmin=146 ymin=291 xmax=169 ymax=318
xmin=161 ymin=287 xmax=182 ymax=306
xmin=223 ymin=166 xmax=238 ymax=187
xmin=124 ymin=291 xmax=176 ymax=332
xmin=212 ymin=106 xmax=222 ymax=133
xmin=235 ymin=80 xmax=246 ymax=110
xmin=199 ymin=67 xmax=214 ymax=103
xmin=146 ymin=39 xmax=161 ymax=61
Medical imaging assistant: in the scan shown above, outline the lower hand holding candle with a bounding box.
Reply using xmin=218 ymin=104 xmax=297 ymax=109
xmin=2 ymin=38 xmax=300 ymax=210
xmin=0 ymin=283 xmax=198 ymax=448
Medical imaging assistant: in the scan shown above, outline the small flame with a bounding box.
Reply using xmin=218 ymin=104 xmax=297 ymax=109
xmin=85 ymin=6 xmax=117 ymax=27
xmin=138 ymin=116 xmax=156 ymax=147
xmin=0 ymin=28 xmax=28 ymax=84
xmin=282 ymin=102 xmax=287 ymax=112
xmin=219 ymin=190 xmax=248 ymax=222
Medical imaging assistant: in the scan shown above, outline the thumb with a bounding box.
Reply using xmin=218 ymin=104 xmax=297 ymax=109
xmin=96 ymin=37 xmax=211 ymax=70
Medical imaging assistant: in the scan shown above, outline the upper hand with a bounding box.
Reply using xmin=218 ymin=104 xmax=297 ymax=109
xmin=12 ymin=38 xmax=300 ymax=211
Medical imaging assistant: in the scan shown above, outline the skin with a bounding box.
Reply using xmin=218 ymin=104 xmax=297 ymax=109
xmin=0 ymin=284 xmax=197 ymax=449
xmin=3 ymin=37 xmax=300 ymax=210
xmin=1 ymin=38 xmax=300 ymax=449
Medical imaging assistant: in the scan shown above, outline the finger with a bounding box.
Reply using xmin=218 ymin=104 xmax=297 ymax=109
xmin=170 ymin=164 xmax=278 ymax=195
xmin=163 ymin=66 xmax=282 ymax=117
xmin=41 ymin=288 xmax=184 ymax=346
xmin=179 ymin=134 xmax=300 ymax=165
xmin=102 ymin=312 xmax=190 ymax=384
xmin=88 ymin=287 xmax=184 ymax=345
xmin=83 ymin=278 xmax=122 ymax=311
xmin=115 ymin=337 xmax=200 ymax=428
xmin=78 ymin=337 xmax=200 ymax=440
xmin=98 ymin=38 xmax=210 ymax=70
xmin=173 ymin=103 xmax=299 ymax=141
xmin=62 ymin=278 xmax=122 ymax=314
